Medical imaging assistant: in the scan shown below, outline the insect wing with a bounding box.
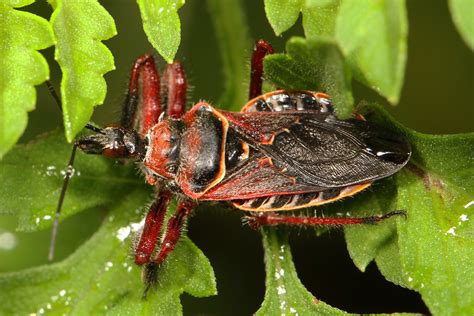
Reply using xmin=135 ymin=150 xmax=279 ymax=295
xmin=201 ymin=153 xmax=321 ymax=200
xmin=221 ymin=111 xmax=411 ymax=188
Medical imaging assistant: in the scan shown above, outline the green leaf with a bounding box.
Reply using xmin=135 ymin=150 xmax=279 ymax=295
xmin=0 ymin=131 xmax=216 ymax=313
xmin=137 ymin=0 xmax=185 ymax=63
xmin=49 ymin=0 xmax=117 ymax=142
xmin=0 ymin=188 xmax=216 ymax=315
xmin=264 ymin=0 xmax=303 ymax=36
xmin=335 ymin=0 xmax=408 ymax=104
xmin=342 ymin=178 xmax=408 ymax=287
xmin=257 ymin=228 xmax=347 ymax=315
xmin=264 ymin=0 xmax=340 ymax=37
xmin=449 ymin=0 xmax=474 ymax=50
xmin=264 ymin=37 xmax=353 ymax=118
xmin=0 ymin=131 xmax=142 ymax=231
xmin=264 ymin=1 xmax=408 ymax=103
xmin=207 ymin=0 xmax=251 ymax=109
xmin=0 ymin=1 xmax=54 ymax=159
xmin=343 ymin=103 xmax=474 ymax=315
xmin=303 ymin=0 xmax=341 ymax=38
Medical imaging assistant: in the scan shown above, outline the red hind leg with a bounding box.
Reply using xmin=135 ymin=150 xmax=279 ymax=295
xmin=249 ymin=39 xmax=274 ymax=100
xmin=121 ymin=55 xmax=162 ymax=135
xmin=163 ymin=61 xmax=187 ymax=118
xmin=246 ymin=211 xmax=406 ymax=230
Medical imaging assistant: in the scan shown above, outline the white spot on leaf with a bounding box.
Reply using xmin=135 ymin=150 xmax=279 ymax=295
xmin=0 ymin=232 xmax=17 ymax=250
xmin=446 ymin=227 xmax=456 ymax=236
xmin=116 ymin=226 xmax=131 ymax=241
xmin=464 ymin=201 xmax=474 ymax=209
xmin=277 ymin=285 xmax=286 ymax=295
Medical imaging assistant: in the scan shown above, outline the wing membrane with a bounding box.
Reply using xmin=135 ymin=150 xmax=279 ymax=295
xmin=222 ymin=111 xmax=411 ymax=188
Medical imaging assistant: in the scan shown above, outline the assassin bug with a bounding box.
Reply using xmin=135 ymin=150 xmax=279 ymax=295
xmin=49 ymin=39 xmax=411 ymax=295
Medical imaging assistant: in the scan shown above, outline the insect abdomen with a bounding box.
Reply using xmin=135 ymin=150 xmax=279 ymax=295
xmin=242 ymin=90 xmax=333 ymax=113
xmin=232 ymin=183 xmax=370 ymax=211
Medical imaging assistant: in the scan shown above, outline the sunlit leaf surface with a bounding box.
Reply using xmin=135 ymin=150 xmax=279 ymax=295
xmin=137 ymin=0 xmax=185 ymax=63
xmin=449 ymin=0 xmax=474 ymax=50
xmin=49 ymin=0 xmax=117 ymax=141
xmin=0 ymin=0 xmax=54 ymax=158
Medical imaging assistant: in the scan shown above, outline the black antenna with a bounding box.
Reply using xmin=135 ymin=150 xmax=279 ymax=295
xmin=44 ymin=81 xmax=103 ymax=260
xmin=48 ymin=143 xmax=77 ymax=261
xmin=45 ymin=80 xmax=103 ymax=133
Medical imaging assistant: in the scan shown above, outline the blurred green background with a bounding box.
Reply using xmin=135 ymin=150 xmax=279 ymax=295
xmin=0 ymin=0 xmax=472 ymax=314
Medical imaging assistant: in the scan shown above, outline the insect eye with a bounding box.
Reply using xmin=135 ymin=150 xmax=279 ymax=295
xmin=165 ymin=164 xmax=177 ymax=174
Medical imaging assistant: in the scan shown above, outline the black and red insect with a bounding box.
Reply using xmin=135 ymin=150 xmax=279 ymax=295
xmin=50 ymin=39 xmax=411 ymax=295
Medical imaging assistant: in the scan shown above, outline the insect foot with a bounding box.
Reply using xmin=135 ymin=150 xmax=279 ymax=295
xmin=363 ymin=210 xmax=407 ymax=224
xmin=142 ymin=262 xmax=159 ymax=299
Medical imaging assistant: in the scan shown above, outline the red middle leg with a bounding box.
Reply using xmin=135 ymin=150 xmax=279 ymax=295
xmin=141 ymin=199 xmax=195 ymax=297
xmin=246 ymin=210 xmax=407 ymax=230
xmin=134 ymin=189 xmax=172 ymax=265
xmin=151 ymin=199 xmax=195 ymax=266
xmin=249 ymin=39 xmax=274 ymax=100
xmin=162 ymin=61 xmax=187 ymax=118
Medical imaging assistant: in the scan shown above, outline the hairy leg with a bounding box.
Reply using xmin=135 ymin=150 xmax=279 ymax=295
xmin=142 ymin=200 xmax=195 ymax=298
xmin=246 ymin=210 xmax=406 ymax=230
xmin=162 ymin=61 xmax=187 ymax=118
xmin=121 ymin=55 xmax=162 ymax=134
xmin=249 ymin=39 xmax=274 ymax=100
xmin=134 ymin=190 xmax=172 ymax=265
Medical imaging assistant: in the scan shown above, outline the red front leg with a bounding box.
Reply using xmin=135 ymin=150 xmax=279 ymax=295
xmin=246 ymin=210 xmax=406 ymax=230
xmin=249 ymin=39 xmax=274 ymax=100
xmin=121 ymin=55 xmax=162 ymax=135
xmin=163 ymin=61 xmax=187 ymax=118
